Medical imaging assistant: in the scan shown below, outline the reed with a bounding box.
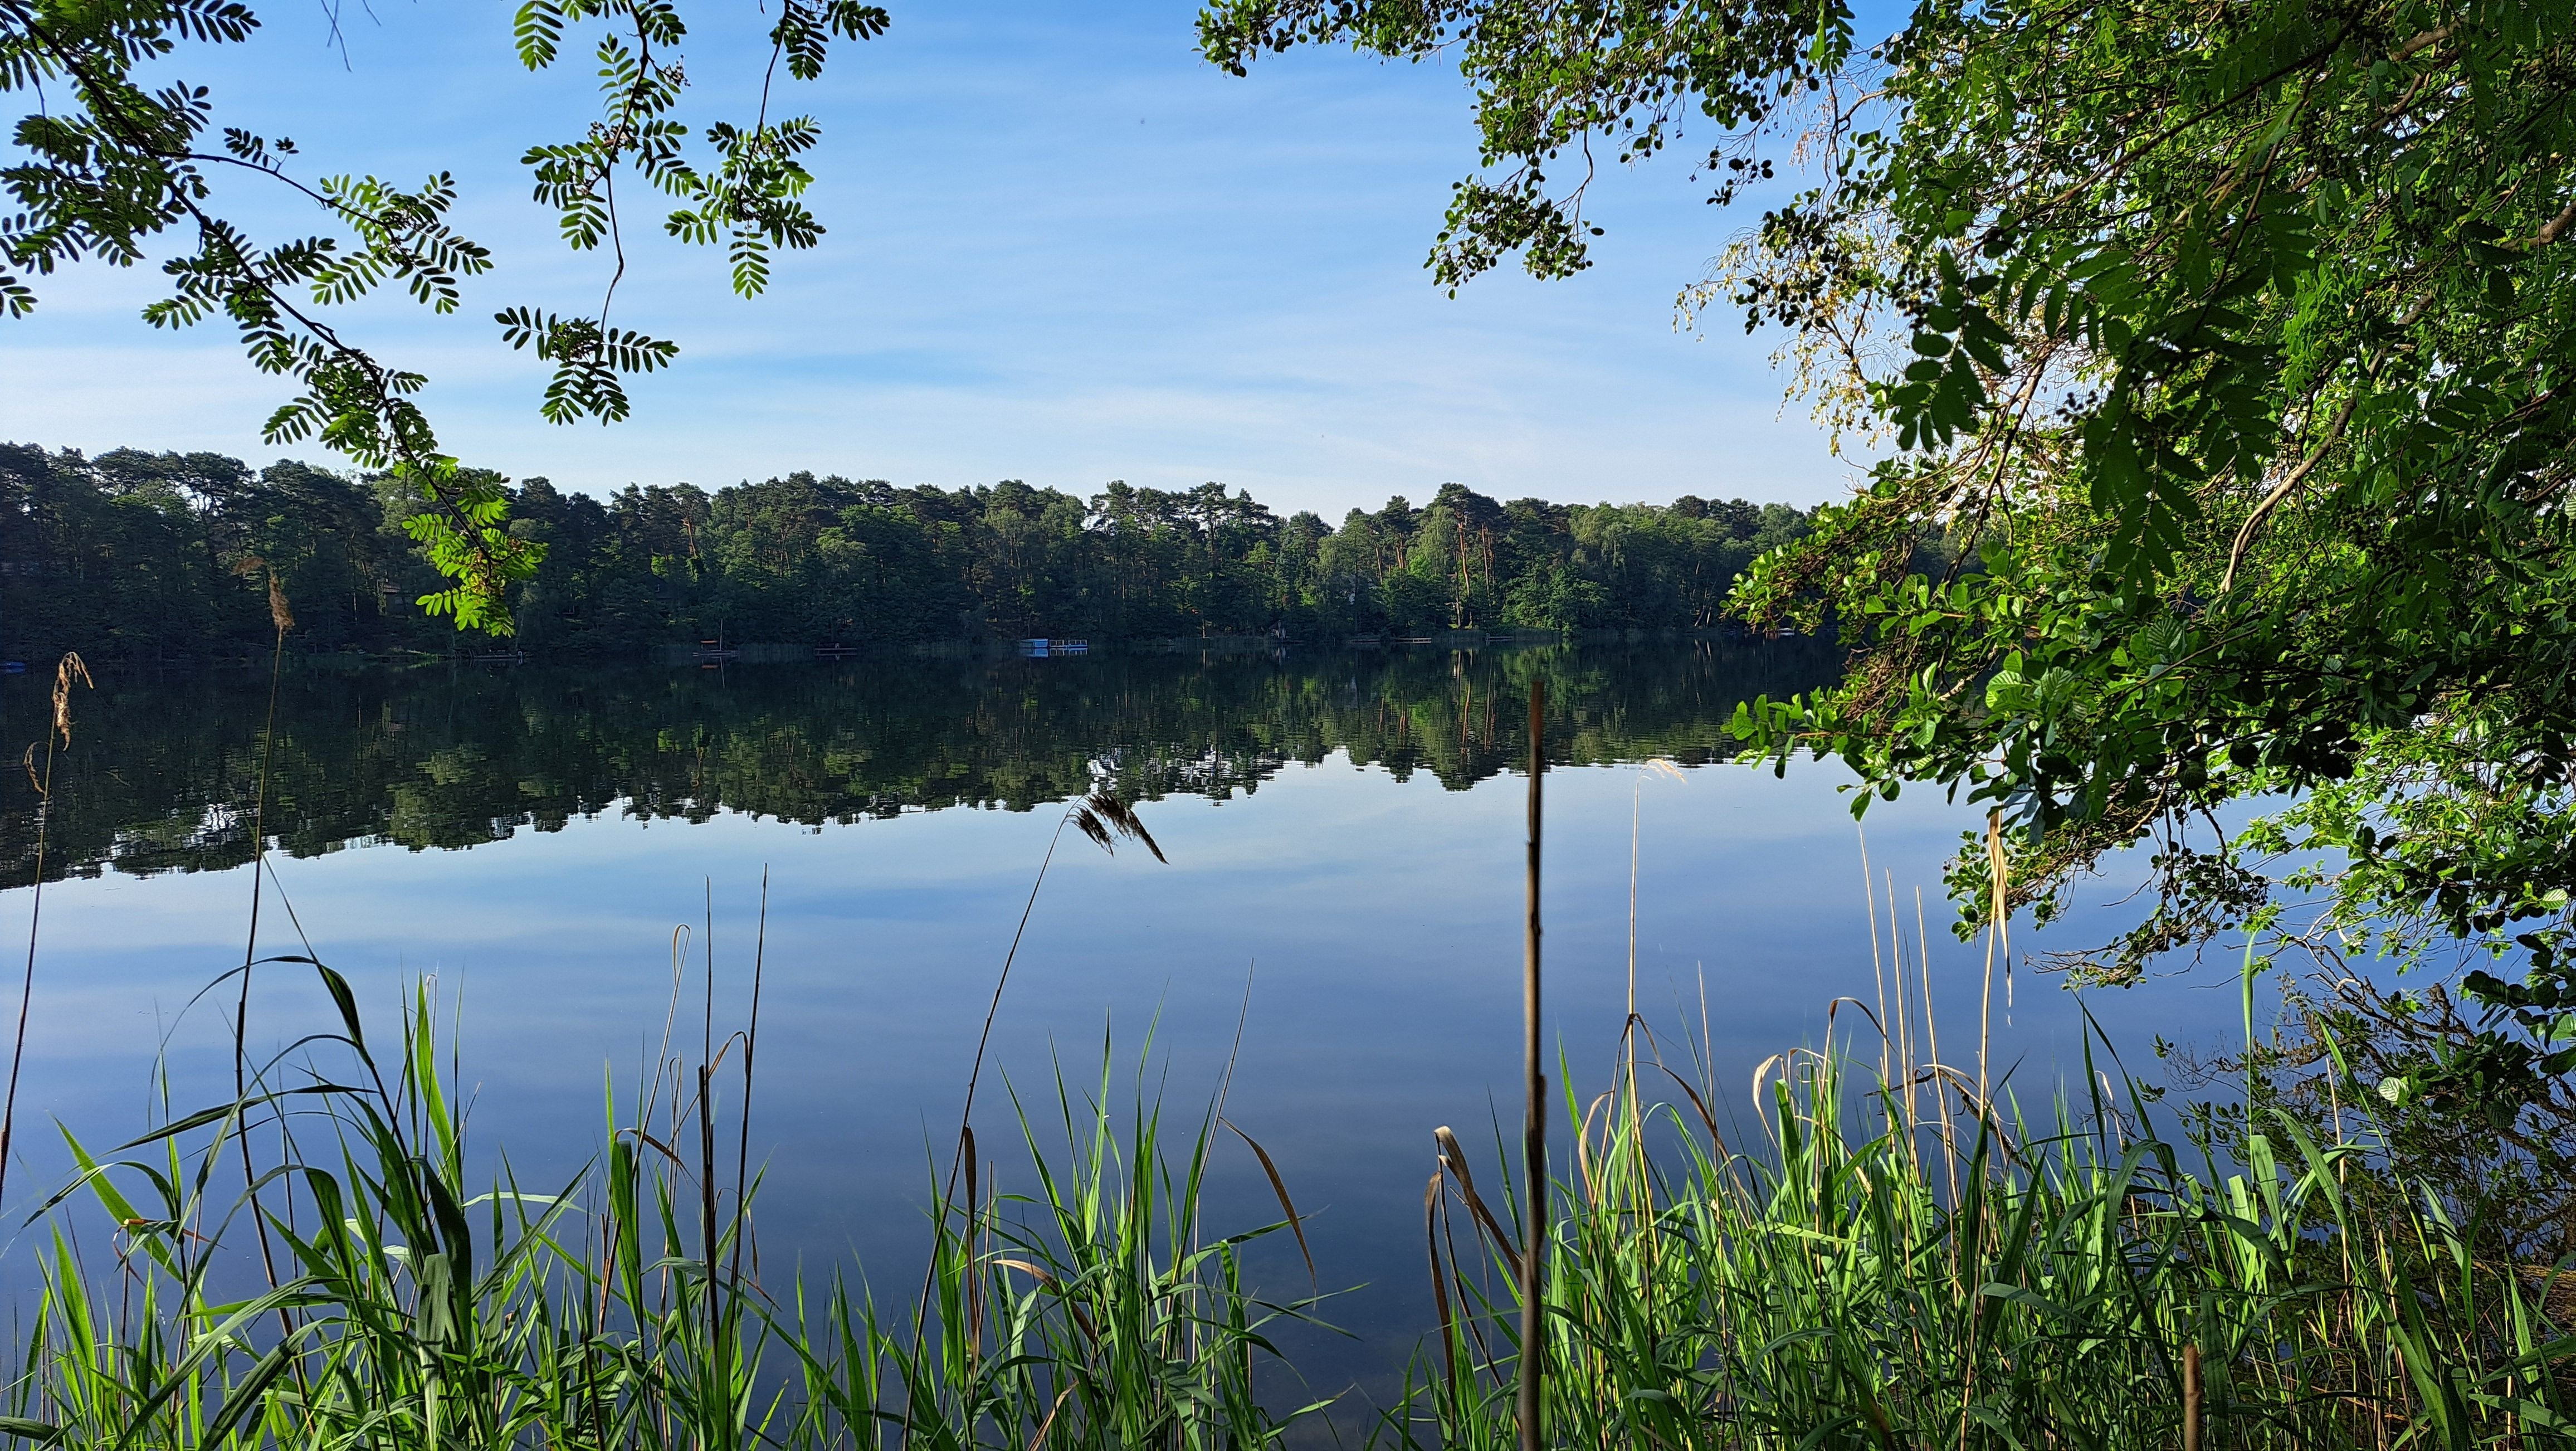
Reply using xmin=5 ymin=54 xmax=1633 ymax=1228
xmin=1397 ymin=1009 xmax=2576 ymax=1450
xmin=796 ymin=1046 xmax=1331 ymax=1451
xmin=1519 ymin=679 xmax=1545 ymax=1451
xmin=1390 ymin=785 xmax=2572 ymax=1448
xmin=3 ymin=702 xmax=2565 ymax=1449
xmin=0 ymin=958 xmax=1323 ymax=1450
xmin=0 ymin=653 xmax=89 ymax=1216
xmin=9 ymin=943 xmax=2573 ymax=1449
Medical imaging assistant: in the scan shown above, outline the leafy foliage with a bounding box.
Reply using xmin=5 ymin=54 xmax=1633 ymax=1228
xmin=1200 ymin=0 xmax=2576 ymax=1123
xmin=1 ymin=0 xmax=889 ymax=631
xmin=500 ymin=0 xmax=885 ymax=421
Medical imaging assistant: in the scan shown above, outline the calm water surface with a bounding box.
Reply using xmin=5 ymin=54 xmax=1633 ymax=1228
xmin=0 ymin=642 xmax=2246 ymax=1403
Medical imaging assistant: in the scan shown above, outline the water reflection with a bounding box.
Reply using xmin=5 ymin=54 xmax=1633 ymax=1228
xmin=2 ymin=639 xmax=1840 ymax=884
xmin=0 ymin=641 xmax=2237 ymax=1410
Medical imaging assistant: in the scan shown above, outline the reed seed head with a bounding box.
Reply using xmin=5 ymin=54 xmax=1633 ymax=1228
xmin=50 ymin=651 xmax=91 ymax=749
xmin=1072 ymin=788 xmax=1166 ymax=863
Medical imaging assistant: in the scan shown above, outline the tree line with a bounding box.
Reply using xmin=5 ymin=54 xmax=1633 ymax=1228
xmin=0 ymin=442 xmax=1816 ymax=660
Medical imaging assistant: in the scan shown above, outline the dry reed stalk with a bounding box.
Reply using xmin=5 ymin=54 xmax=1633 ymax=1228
xmin=964 ymin=1140 xmax=985 ymax=1371
xmin=1957 ymin=819 xmax=2011 ymax=1451
xmin=2183 ymin=1342 xmax=2204 ymax=1451
xmin=1915 ymin=888 xmax=1941 ymax=1082
xmin=1520 ymin=679 xmax=1545 ymax=1451
xmin=603 ymin=924 xmax=694 ymax=1332
xmin=1427 ymin=1133 xmax=1502 ymax=1379
xmin=1860 ymin=827 xmax=1891 ymax=1085
xmin=1917 ymin=887 xmax=1962 ymax=1208
xmin=1436 ymin=1124 xmax=1521 ymax=1282
xmin=235 ymin=581 xmax=295 ymax=1349
xmin=1426 ymin=1169 xmax=1459 ymax=1390
xmin=1623 ymin=761 xmax=1682 ymax=1284
xmin=729 ymin=869 xmax=768 ymax=1297
xmin=1981 ymin=811 xmax=2006 ymax=1120
xmin=1627 ymin=771 xmax=1641 ymax=1161
xmin=0 ymin=653 xmax=90 ymax=1214
xmin=700 ymin=880 xmax=724 ymax=1389
xmin=1887 ymin=870 xmax=1915 ymax=1133
xmin=698 ymin=1060 xmax=721 ymax=1356
xmin=908 ymin=786 xmax=1164 ymax=1407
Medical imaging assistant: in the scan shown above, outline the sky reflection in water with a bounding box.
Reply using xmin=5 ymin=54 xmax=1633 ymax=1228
xmin=0 ymin=644 xmax=2251 ymax=1401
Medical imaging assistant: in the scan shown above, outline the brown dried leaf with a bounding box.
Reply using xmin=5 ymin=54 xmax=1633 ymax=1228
xmin=1222 ymin=1117 xmax=1313 ymax=1281
xmin=50 ymin=653 xmax=91 ymax=749
xmin=1433 ymin=1124 xmax=1521 ymax=1280
xmin=267 ymin=573 xmax=296 ymax=635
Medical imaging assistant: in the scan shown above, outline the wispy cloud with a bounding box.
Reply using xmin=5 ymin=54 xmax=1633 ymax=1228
xmin=0 ymin=0 xmax=1850 ymax=513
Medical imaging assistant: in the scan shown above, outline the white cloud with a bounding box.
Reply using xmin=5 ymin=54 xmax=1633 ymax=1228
xmin=0 ymin=0 xmax=1856 ymax=513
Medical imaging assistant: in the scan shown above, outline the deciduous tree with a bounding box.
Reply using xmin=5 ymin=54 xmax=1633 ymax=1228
xmin=1200 ymin=0 xmax=2576 ymax=1112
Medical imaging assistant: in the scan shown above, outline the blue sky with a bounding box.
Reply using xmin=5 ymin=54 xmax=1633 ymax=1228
xmin=1 ymin=0 xmax=1855 ymax=518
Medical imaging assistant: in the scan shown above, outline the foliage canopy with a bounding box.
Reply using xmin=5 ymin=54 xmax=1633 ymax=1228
xmin=1 ymin=0 xmax=886 ymax=630
xmin=0 ymin=443 xmax=1813 ymax=658
xmin=1201 ymin=0 xmax=2576 ymax=1110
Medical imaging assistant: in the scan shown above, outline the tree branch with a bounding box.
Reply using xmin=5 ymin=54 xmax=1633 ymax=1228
xmin=2222 ymin=395 xmax=2357 ymax=594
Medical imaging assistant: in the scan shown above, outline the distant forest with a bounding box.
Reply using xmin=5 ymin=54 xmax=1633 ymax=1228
xmin=0 ymin=442 xmax=1818 ymax=660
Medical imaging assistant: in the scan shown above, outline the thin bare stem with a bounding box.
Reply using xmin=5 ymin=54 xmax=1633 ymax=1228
xmin=730 ymin=867 xmax=768 ymax=1295
xmin=1981 ymin=811 xmax=2006 ymax=1113
xmin=1519 ymin=679 xmax=1546 ymax=1451
xmin=238 ymin=611 xmax=294 ymax=1343
xmin=0 ymin=666 xmax=74 ymax=1213
xmin=1860 ymin=826 xmax=1890 ymax=1085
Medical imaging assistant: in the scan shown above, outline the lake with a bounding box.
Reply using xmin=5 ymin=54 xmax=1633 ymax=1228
xmin=0 ymin=640 xmax=2247 ymax=1409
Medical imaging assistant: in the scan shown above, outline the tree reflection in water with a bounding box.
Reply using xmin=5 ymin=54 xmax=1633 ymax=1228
xmin=0 ymin=637 xmax=1838 ymax=888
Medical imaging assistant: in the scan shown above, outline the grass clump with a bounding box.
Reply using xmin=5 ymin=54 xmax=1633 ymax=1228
xmin=0 ymin=963 xmax=1324 ymax=1449
xmin=791 ymin=1062 xmax=1331 ymax=1451
xmin=1403 ymin=1022 xmax=2576 ymax=1450
xmin=6 ymin=947 xmax=2573 ymax=1449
